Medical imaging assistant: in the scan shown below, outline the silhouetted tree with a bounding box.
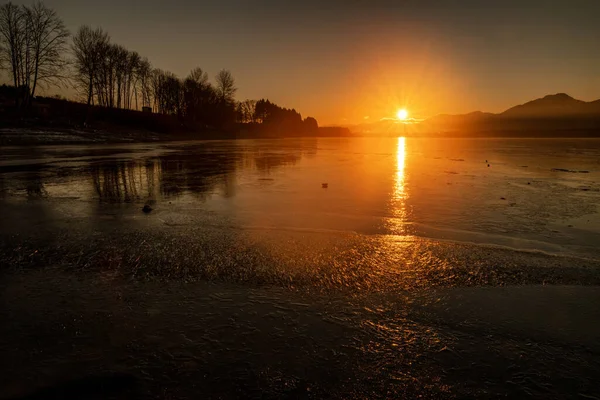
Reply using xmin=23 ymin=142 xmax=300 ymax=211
xmin=95 ymin=43 xmax=119 ymax=107
xmin=124 ymin=50 xmax=140 ymax=109
xmin=22 ymin=2 xmax=69 ymax=103
xmin=137 ymin=57 xmax=152 ymax=108
xmin=253 ymin=99 xmax=319 ymax=135
xmin=189 ymin=67 xmax=209 ymax=87
xmin=253 ymin=99 xmax=270 ymax=123
xmin=2 ymin=3 xmax=316 ymax=137
xmin=73 ymin=26 xmax=151 ymax=111
xmin=255 ymin=99 xmax=301 ymax=125
xmin=0 ymin=2 xmax=26 ymax=106
xmin=213 ymin=69 xmax=237 ymax=126
xmin=72 ymin=25 xmax=110 ymax=106
xmin=236 ymin=99 xmax=257 ymax=123
xmin=303 ymin=116 xmax=318 ymax=132
xmin=215 ymin=69 xmax=236 ymax=104
xmin=182 ymin=67 xmax=217 ymax=125
xmin=0 ymin=2 xmax=68 ymax=107
xmin=113 ymin=44 xmax=128 ymax=108
xmin=151 ymin=68 xmax=182 ymax=116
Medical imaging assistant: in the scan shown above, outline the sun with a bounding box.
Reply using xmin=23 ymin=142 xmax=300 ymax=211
xmin=397 ymin=109 xmax=408 ymax=121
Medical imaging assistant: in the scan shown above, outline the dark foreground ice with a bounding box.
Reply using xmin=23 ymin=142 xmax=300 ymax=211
xmin=2 ymin=270 xmax=599 ymax=399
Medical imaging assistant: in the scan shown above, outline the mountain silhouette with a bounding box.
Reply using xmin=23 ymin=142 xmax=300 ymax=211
xmin=350 ymin=93 xmax=600 ymax=137
xmin=501 ymin=93 xmax=600 ymax=117
xmin=429 ymin=93 xmax=600 ymax=122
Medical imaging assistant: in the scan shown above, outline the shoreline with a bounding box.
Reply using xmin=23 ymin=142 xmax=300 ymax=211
xmin=3 ymin=127 xmax=600 ymax=147
xmin=0 ymin=127 xmax=357 ymax=147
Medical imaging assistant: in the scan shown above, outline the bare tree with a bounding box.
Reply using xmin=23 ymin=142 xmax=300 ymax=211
xmin=181 ymin=67 xmax=216 ymax=123
xmin=113 ymin=44 xmax=128 ymax=108
xmin=72 ymin=25 xmax=110 ymax=106
xmin=22 ymin=2 xmax=70 ymax=103
xmin=0 ymin=2 xmax=69 ymax=107
xmin=95 ymin=43 xmax=121 ymax=108
xmin=3 ymin=3 xmax=249 ymax=129
xmin=150 ymin=68 xmax=162 ymax=112
xmin=137 ymin=57 xmax=152 ymax=108
xmin=125 ymin=50 xmax=140 ymax=109
xmin=73 ymin=27 xmax=151 ymax=111
xmin=236 ymin=99 xmax=257 ymax=123
xmin=189 ymin=67 xmax=209 ymax=87
xmin=215 ymin=69 xmax=236 ymax=104
xmin=0 ymin=2 xmax=27 ymax=106
xmin=151 ymin=68 xmax=182 ymax=115
xmin=245 ymin=99 xmax=257 ymax=122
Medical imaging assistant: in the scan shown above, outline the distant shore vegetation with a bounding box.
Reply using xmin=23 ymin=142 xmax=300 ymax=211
xmin=0 ymin=1 xmax=348 ymax=138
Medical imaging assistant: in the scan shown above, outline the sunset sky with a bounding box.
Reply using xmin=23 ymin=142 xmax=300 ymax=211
xmin=5 ymin=0 xmax=600 ymax=125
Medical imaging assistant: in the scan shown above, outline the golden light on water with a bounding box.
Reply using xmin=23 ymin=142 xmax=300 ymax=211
xmin=388 ymin=136 xmax=409 ymax=235
xmin=395 ymin=136 xmax=406 ymax=199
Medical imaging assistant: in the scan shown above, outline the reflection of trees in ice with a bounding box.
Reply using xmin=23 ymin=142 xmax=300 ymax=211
xmin=88 ymin=141 xmax=318 ymax=203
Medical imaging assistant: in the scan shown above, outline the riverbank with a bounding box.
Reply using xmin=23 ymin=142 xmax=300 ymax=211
xmin=0 ymin=126 xmax=354 ymax=146
xmin=0 ymin=127 xmax=160 ymax=146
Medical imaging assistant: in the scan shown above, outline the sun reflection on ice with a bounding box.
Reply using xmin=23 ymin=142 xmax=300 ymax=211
xmin=389 ymin=136 xmax=410 ymax=235
xmin=396 ymin=136 xmax=406 ymax=197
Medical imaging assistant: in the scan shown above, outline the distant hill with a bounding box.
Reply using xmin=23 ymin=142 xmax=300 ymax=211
xmin=351 ymin=93 xmax=600 ymax=137
xmin=501 ymin=93 xmax=600 ymax=117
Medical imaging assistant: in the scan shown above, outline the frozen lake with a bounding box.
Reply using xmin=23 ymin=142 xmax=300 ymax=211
xmin=1 ymin=137 xmax=600 ymax=399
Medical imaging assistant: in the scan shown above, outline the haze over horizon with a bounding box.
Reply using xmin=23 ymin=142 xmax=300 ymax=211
xmin=3 ymin=0 xmax=600 ymax=125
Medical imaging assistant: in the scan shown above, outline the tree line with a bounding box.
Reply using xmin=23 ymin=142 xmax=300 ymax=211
xmin=254 ymin=99 xmax=318 ymax=131
xmin=0 ymin=1 xmax=318 ymax=131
